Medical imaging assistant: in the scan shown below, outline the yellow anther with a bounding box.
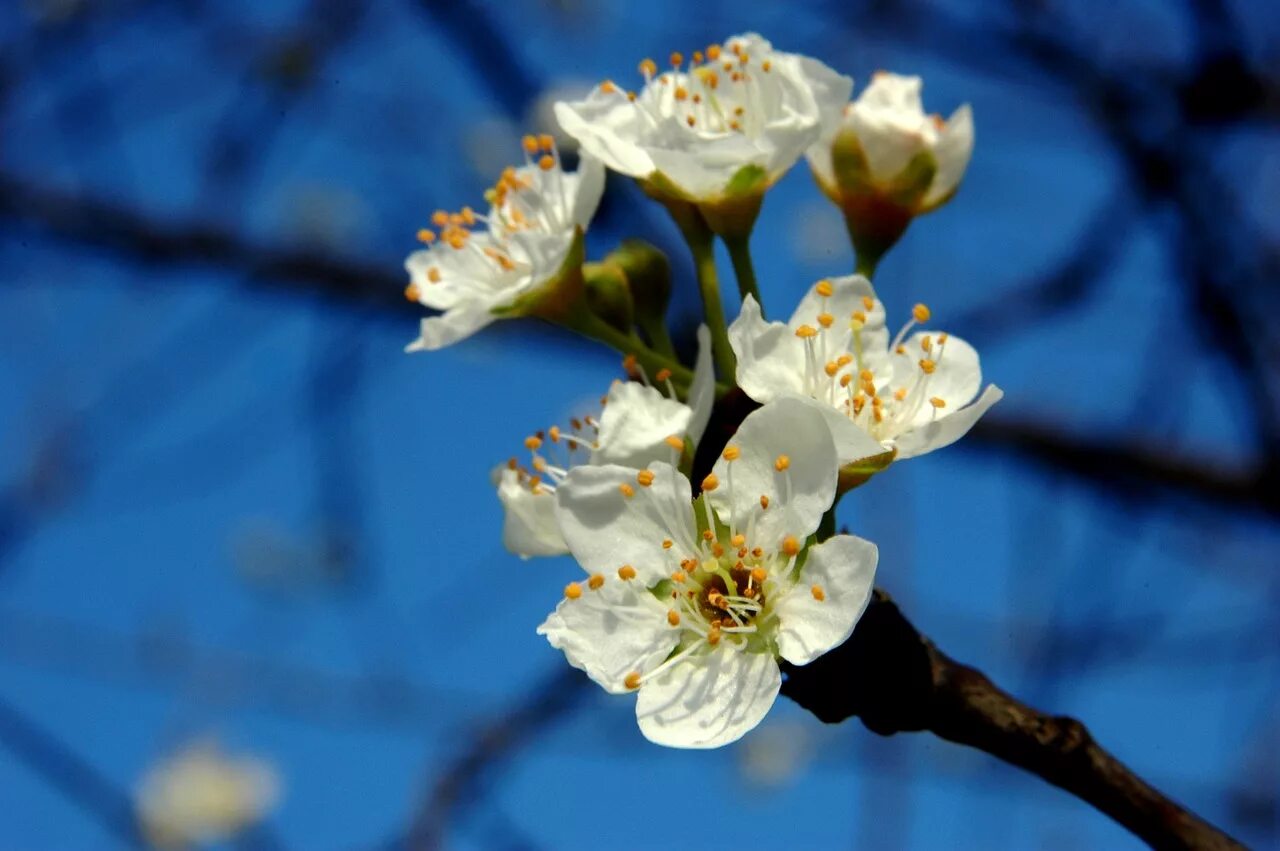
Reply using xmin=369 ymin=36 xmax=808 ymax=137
xmin=404 ymin=283 xmax=420 ymax=302
xmin=921 ymin=335 xmax=933 ymax=353
xmin=839 ymin=373 xmax=853 ymax=388
xmin=431 ymin=210 xmax=449 ymax=227
xmin=588 ymin=573 xmax=605 ymax=590
xmin=774 ymin=454 xmax=790 ymax=471
xmin=427 ymin=267 xmax=442 ymax=284
xmin=707 ymin=44 xmax=721 ymax=60
xmin=627 ymin=91 xmax=637 ymax=101
xmin=930 ymin=397 xmax=947 ymax=409
xmin=759 ymin=494 xmax=770 ymax=509
xmin=851 ymin=310 xmax=866 ymax=323
xmin=728 ymin=119 xmax=741 ymax=131
xmin=708 ymin=591 xmax=726 ymax=608
xmin=600 ymin=79 xmax=618 ymax=94
xmin=524 ymin=436 xmax=542 ymax=450
xmin=817 ymin=312 xmax=834 ymax=328
xmin=521 ymin=135 xmax=540 ymax=154
xmin=624 ymin=671 xmax=642 ymax=690
xmin=852 ymin=395 xmax=866 ymax=415
xmin=671 ymin=570 xmax=687 ymax=583
xmin=707 ymin=627 xmax=721 ymax=646
xmin=692 ymin=50 xmax=704 ymax=64
xmin=781 ymin=536 xmax=800 ymax=557
xmin=538 ymin=134 xmax=555 ymax=151
xmin=621 ymin=353 xmax=639 ymax=374
xmin=894 ymin=387 xmax=908 ymax=401
xmin=674 ymin=86 xmax=688 ymax=101
xmin=752 ymin=547 xmax=764 ymax=558
xmin=670 ymin=51 xmax=684 ymax=67
xmin=564 ymin=582 xmax=582 ymax=600
xmin=538 ymin=154 xmax=555 ymax=171
xmin=794 ymin=325 xmax=818 ymax=339
xmin=750 ymin=567 xmax=767 ymax=584
xmin=665 ymin=435 xmax=685 ymax=451
xmin=811 ymin=584 xmax=826 ymax=602
xmin=701 ymin=473 xmax=719 ymax=492
xmin=667 ymin=609 xmax=681 ymax=626
xmin=873 ymin=406 xmax=884 ymax=422
xmin=824 ymin=361 xmax=839 ymax=377
xmin=548 ymin=425 xmax=561 ymax=442
xmin=862 ymin=295 xmax=875 ymax=311
xmin=637 ymin=470 xmax=655 ymax=487
xmin=722 ymin=445 xmax=740 ymax=461
xmin=532 ymin=457 xmax=547 ymax=472
xmin=618 ymin=564 xmax=637 ymax=580
xmin=837 ymin=354 xmax=853 ymax=367
xmin=619 ymin=483 xmax=635 ymax=498
xmin=416 ymin=228 xmax=436 ymax=244
xmin=815 ymin=280 xmax=834 ymax=297
xmin=702 ymin=529 xmax=714 ymax=541
xmin=896 ymin=345 xmax=907 ymax=355
xmin=662 ymin=538 xmax=673 ymax=549
xmin=655 ymin=367 xmax=672 ymax=382
xmin=919 ymin=358 xmax=937 ymax=374
xmin=711 ymin=543 xmax=724 ymax=557
xmin=686 ymin=115 xmax=696 ymax=127
xmin=639 ymin=58 xmax=657 ymax=76
xmin=938 ymin=332 xmax=949 ymax=344
xmin=731 ymin=533 xmax=746 ymax=548
xmin=913 ymin=303 xmax=931 ymax=323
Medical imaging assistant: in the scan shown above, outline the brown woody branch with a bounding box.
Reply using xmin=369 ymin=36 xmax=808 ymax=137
xmin=781 ymin=590 xmax=1246 ymax=851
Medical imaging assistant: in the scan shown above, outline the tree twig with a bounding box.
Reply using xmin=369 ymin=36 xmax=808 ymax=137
xmin=782 ymin=590 xmax=1246 ymax=851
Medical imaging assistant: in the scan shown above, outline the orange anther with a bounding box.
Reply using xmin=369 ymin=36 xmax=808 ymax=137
xmin=930 ymin=397 xmax=947 ymax=409
xmin=811 ymin=584 xmax=826 ymax=601
xmin=750 ymin=567 xmax=767 ymax=584
xmin=588 ymin=573 xmax=605 ymax=590
xmin=524 ymin=436 xmax=542 ymax=450
xmin=637 ymin=470 xmax=655 ymax=487
xmin=667 ymin=609 xmax=681 ymax=626
xmin=538 ymin=154 xmax=555 ymax=171
xmin=701 ymin=473 xmax=719 ymax=492
xmin=655 ymin=368 xmax=672 ymax=382
xmin=722 ymin=445 xmax=740 ymax=461
xmin=416 ymin=228 xmax=436 ymax=244
xmin=624 ymin=671 xmax=642 ymax=690
xmin=665 ymin=435 xmax=685 ymax=451
xmin=774 ymin=455 xmax=790 ymax=472
xmin=919 ymin=359 xmax=937 ymax=374
xmin=427 ymin=267 xmax=442 ymax=284
xmin=404 ymin=284 xmax=420 ymax=302
xmin=794 ymin=325 xmax=818 ymax=339
xmin=817 ymin=313 xmax=834 ymax=328
xmin=759 ymin=494 xmax=769 ymax=509
xmin=522 ymin=135 xmax=539 ymax=154
xmin=619 ymin=483 xmax=635 ymax=498
xmin=564 ymin=582 xmax=582 ymax=600
xmin=912 ymin=303 xmax=931 ymax=323
xmin=815 ymin=280 xmax=834 ymax=297
xmin=781 ymin=536 xmax=800 ymax=557
xmin=662 ymin=538 xmax=674 ymax=549
xmin=672 ymin=570 xmax=687 ymax=583
xmin=618 ymin=564 xmax=637 ymax=580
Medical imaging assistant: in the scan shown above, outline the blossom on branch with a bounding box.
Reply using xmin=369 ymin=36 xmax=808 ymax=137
xmin=554 ymin=34 xmax=850 ymax=233
xmin=539 ymin=398 xmax=878 ymax=748
xmin=728 ymin=275 xmax=1002 ymax=468
xmin=497 ymin=327 xmax=715 ymax=558
xmin=403 ymin=136 xmax=605 ymax=351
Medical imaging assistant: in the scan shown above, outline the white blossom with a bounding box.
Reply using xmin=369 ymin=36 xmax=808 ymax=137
xmin=135 ymin=740 xmax=279 ymax=848
xmin=539 ymin=398 xmax=878 ymax=748
xmin=728 ymin=275 xmax=1002 ymax=466
xmin=404 ymin=135 xmax=604 ymax=351
xmin=554 ymin=34 xmax=851 ymax=204
xmin=497 ymin=327 xmax=715 ymax=558
xmin=808 ymin=72 xmax=974 ymax=213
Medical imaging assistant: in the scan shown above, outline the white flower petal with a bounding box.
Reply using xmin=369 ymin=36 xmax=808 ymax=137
xmin=554 ymin=95 xmax=656 ymax=179
xmin=707 ymin=397 xmax=837 ymax=544
xmin=555 ymin=462 xmax=695 ymax=584
xmin=891 ymin=331 xmax=983 ymax=430
xmin=687 ymin=324 xmax=715 ymax=446
xmin=569 ymin=153 xmax=607 ymax=230
xmin=594 ymin=383 xmax=693 ymax=468
xmin=728 ymin=295 xmax=807 ymax=403
xmin=635 ymin=647 xmax=781 ymax=748
xmin=538 ymin=580 xmax=679 ymax=694
xmin=405 ymin=306 xmax=494 ymax=352
xmin=495 ymin=468 xmax=567 ymax=558
xmin=894 ymin=384 xmax=1002 ymax=459
xmin=924 ymin=104 xmax=974 ymax=207
xmin=846 ymin=99 xmax=929 ymax=184
xmin=775 ymin=534 xmax=878 ymax=665
xmin=801 ymin=395 xmax=889 ymax=467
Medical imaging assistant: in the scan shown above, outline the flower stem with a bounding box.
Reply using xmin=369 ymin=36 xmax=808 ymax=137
xmin=569 ymin=308 xmax=694 ymax=390
xmin=723 ymin=233 xmax=762 ymax=312
xmin=637 ymin=315 xmax=678 ymax=358
xmin=667 ymin=214 xmax=735 ymax=381
xmin=855 ymin=252 xmax=879 ymax=280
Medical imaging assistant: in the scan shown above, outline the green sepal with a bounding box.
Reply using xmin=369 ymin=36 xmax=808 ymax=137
xmin=836 ymin=448 xmax=898 ymax=495
xmin=582 ymin=260 xmax=634 ymax=332
xmin=649 ymin=579 xmax=676 ymax=601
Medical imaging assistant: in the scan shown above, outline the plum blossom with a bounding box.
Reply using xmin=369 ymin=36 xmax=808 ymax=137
xmin=539 ymin=398 xmax=878 ymax=748
xmin=497 ymin=327 xmax=715 ymax=558
xmin=403 ymin=135 xmax=605 ymax=351
xmin=135 ymin=739 xmax=280 ymax=848
xmin=808 ymin=71 xmax=974 ymax=214
xmin=728 ymin=275 xmax=1002 ymax=466
xmin=554 ymin=34 xmax=851 ymax=208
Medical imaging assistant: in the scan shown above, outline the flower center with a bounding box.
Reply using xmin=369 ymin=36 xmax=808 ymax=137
xmin=796 ymin=283 xmax=950 ymax=442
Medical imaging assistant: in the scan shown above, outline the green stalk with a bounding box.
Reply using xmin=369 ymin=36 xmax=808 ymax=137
xmin=855 ymin=252 xmax=879 ymax=280
xmin=723 ymin=232 xmax=762 ymax=310
xmin=674 ymin=221 xmax=735 ymax=381
xmin=569 ymin=308 xmax=694 ymax=390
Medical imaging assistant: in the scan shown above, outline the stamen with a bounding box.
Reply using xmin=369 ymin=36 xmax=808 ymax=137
xmin=524 ymin=436 xmax=542 ymax=450
xmin=564 ymin=582 xmax=583 ymax=600
xmin=913 ymin=303 xmax=931 ymax=323
xmin=416 ymin=229 xmax=436 ymax=244
xmin=815 ymin=279 xmax=833 ymax=297
xmin=722 ymin=445 xmax=740 ymax=461
xmin=637 ymin=470 xmax=655 ymax=487
xmin=759 ymin=494 xmax=769 ymax=510
xmin=774 ymin=455 xmax=790 ymax=472
xmin=930 ymin=397 xmax=947 ymax=408
xmin=919 ymin=359 xmax=937 ymax=374
xmin=619 ymin=483 xmax=635 ymax=497
xmin=624 ymin=671 xmax=642 ymax=690
xmin=701 ymin=473 xmax=719 ymax=492
xmin=618 ymin=564 xmax=637 ymax=580
xmin=662 ymin=538 xmax=673 ymax=549
xmin=781 ymin=536 xmax=800 ymax=557
xmin=794 ymin=325 xmax=818 ymax=339
xmin=667 ymin=609 xmax=681 ymax=626
xmin=664 ymin=435 xmax=685 ymax=451
xmin=588 ymin=573 xmax=605 ymax=590
xmin=811 ymin=584 xmax=826 ymax=601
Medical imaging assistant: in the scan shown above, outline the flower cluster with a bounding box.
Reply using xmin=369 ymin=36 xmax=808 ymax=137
xmin=399 ymin=32 xmax=998 ymax=748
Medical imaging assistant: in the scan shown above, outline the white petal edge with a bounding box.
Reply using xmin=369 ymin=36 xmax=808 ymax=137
xmin=687 ymin=324 xmax=715 ymax=446
xmin=775 ymin=534 xmax=878 ymax=665
xmin=594 ymin=382 xmax=692 ymax=469
xmin=894 ymin=384 xmax=1003 ymax=460
xmin=495 ymin=468 xmax=567 ymax=558
xmin=728 ymin=295 xmax=807 ymax=404
xmin=635 ymin=647 xmax=781 ymax=748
